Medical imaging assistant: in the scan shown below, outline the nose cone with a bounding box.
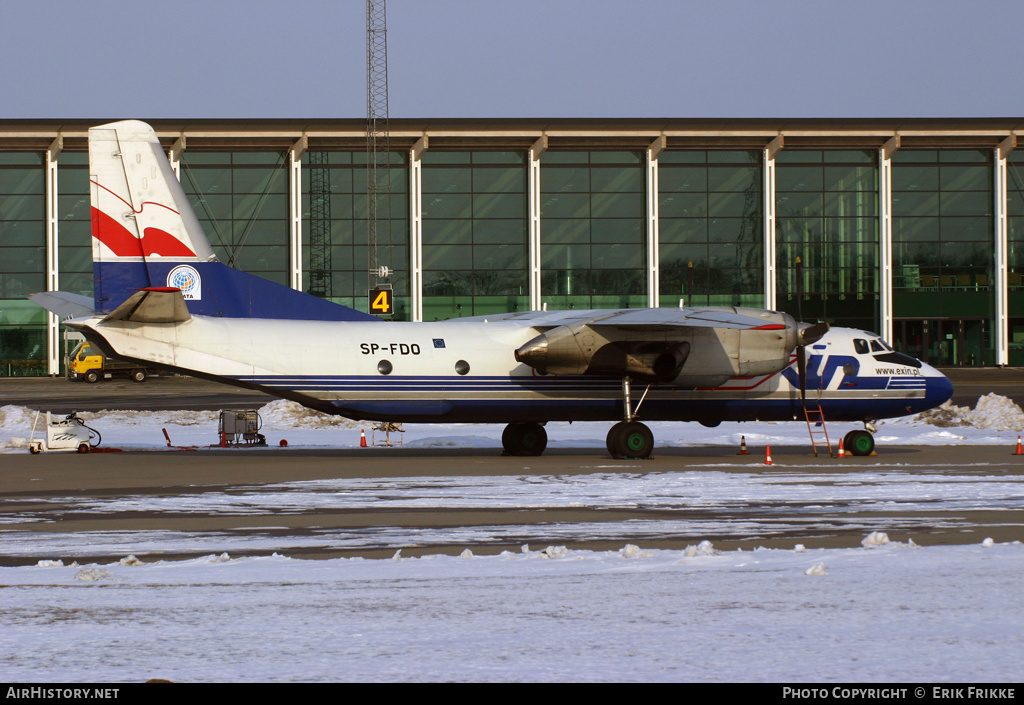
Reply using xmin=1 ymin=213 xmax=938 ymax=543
xmin=922 ymin=363 xmax=954 ymax=410
xmin=514 ymin=333 xmax=549 ymax=370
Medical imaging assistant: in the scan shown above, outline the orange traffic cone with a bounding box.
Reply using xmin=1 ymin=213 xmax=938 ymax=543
xmin=1015 ymin=436 xmax=1023 ymax=456
xmin=739 ymin=436 xmax=749 ymax=455
xmin=360 ymin=429 xmax=367 ymax=448
xmin=837 ymin=439 xmax=845 ymax=459
xmin=764 ymin=445 xmax=773 ymax=466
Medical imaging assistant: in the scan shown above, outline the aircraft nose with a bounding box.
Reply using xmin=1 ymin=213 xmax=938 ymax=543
xmin=925 ymin=367 xmax=954 ymax=408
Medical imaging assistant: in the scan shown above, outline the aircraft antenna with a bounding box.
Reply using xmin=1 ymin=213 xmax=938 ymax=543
xmin=366 ymin=0 xmax=393 ymax=310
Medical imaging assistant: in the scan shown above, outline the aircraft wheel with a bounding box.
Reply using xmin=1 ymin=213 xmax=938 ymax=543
xmin=502 ymin=422 xmax=547 ymax=456
xmin=606 ymin=423 xmax=625 ymax=458
xmin=843 ymin=429 xmax=875 ymax=457
xmin=84 ymin=370 xmax=99 ymax=384
xmin=608 ymin=421 xmax=654 ymax=459
xmin=131 ymin=369 xmax=147 ymax=383
xmin=501 ymin=424 xmax=516 ymax=455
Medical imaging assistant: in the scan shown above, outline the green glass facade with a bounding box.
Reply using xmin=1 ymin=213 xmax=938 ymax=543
xmin=776 ymin=150 xmax=879 ymax=331
xmin=658 ymin=150 xmax=764 ymax=309
xmin=56 ymin=152 xmax=93 ymax=298
xmin=541 ymin=151 xmax=647 ymax=310
xmin=421 ymin=151 xmax=527 ymax=320
xmin=0 ymin=153 xmax=46 ymax=375
xmin=181 ymin=151 xmax=291 ymax=286
xmin=891 ymin=150 xmax=994 ymax=365
xmin=301 ymin=151 xmax=410 ymax=319
xmin=4 ymin=118 xmax=1024 ymax=374
xmin=1006 ymin=151 xmax=1024 ymax=364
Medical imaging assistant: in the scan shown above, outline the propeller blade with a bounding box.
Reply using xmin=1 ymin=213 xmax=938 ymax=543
xmin=797 ymin=344 xmax=807 ymax=403
xmin=799 ymin=321 xmax=830 ymax=346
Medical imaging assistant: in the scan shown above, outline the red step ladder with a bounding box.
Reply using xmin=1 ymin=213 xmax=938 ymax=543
xmin=803 ymin=403 xmax=833 ymax=457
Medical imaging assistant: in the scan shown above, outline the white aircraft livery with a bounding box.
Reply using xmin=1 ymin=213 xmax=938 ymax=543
xmin=32 ymin=121 xmax=954 ymax=459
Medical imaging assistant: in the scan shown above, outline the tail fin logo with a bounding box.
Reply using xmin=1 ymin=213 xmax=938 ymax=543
xmin=167 ymin=265 xmax=202 ymax=300
xmin=91 ymin=206 xmax=197 ymax=259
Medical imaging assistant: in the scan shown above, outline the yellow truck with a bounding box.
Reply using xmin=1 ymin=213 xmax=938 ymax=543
xmin=66 ymin=341 xmax=155 ymax=383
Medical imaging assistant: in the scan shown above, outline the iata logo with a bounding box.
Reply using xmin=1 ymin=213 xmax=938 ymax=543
xmin=167 ymin=265 xmax=202 ymax=300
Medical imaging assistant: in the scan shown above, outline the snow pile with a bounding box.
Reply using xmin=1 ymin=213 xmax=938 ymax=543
xmin=911 ymin=393 xmax=1024 ymax=432
xmin=257 ymin=399 xmax=358 ymax=430
xmin=0 ymin=405 xmax=35 ymax=450
xmin=681 ymin=540 xmax=720 ymax=557
xmin=861 ymin=531 xmax=890 ymax=548
xmin=78 ymin=408 xmax=218 ymax=426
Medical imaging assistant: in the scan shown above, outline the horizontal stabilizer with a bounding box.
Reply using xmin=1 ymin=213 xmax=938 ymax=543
xmin=28 ymin=292 xmax=96 ymax=319
xmin=101 ymin=288 xmax=191 ymax=323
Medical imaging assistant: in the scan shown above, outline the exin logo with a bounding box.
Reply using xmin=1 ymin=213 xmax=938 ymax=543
xmin=167 ymin=265 xmax=202 ymax=300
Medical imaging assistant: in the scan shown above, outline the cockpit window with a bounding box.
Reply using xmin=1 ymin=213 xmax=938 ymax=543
xmin=870 ymin=340 xmax=884 ymax=352
xmin=853 ymin=339 xmax=869 ymax=355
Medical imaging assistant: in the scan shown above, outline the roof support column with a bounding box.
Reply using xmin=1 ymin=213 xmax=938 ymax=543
xmin=764 ymin=135 xmax=782 ymax=310
xmin=289 ymin=135 xmax=307 ymax=292
xmin=528 ymin=136 xmax=546 ymax=311
xmin=44 ymin=136 xmax=62 ymax=375
xmin=409 ymin=135 xmax=428 ymax=321
xmin=879 ymin=135 xmax=899 ymax=343
xmin=995 ymin=134 xmax=1015 ymax=365
xmin=646 ymin=135 xmax=665 ymax=307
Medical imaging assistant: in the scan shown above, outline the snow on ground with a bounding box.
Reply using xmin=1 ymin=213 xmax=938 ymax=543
xmin=3 ymin=393 xmax=1024 ymax=453
xmin=1 ymin=540 xmax=1022 ymax=682
xmin=3 ymin=396 xmax=1024 ymax=681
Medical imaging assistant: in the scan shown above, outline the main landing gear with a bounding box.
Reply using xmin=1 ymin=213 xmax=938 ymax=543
xmin=606 ymin=376 xmax=655 ymax=459
xmin=501 ymin=422 xmax=548 ymax=456
xmin=606 ymin=420 xmax=654 ymax=459
xmin=502 ymin=377 xmax=657 ymax=459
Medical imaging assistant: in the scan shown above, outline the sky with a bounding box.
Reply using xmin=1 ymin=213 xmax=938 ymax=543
xmin=1 ymin=0 xmax=1022 ymax=119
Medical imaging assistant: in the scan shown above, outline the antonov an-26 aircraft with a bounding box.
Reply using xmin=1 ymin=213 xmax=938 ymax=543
xmin=32 ymin=121 xmax=954 ymax=459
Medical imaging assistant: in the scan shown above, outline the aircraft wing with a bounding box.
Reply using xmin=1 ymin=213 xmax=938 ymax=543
xmin=456 ymin=306 xmax=787 ymax=330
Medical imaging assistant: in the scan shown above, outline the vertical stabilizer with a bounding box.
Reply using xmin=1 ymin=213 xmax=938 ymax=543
xmin=90 ymin=120 xmax=214 ymax=265
xmin=89 ymin=120 xmax=376 ymax=321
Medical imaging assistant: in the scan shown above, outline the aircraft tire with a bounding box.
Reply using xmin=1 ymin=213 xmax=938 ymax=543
xmin=516 ymin=422 xmax=547 ymax=456
xmin=608 ymin=421 xmax=654 ymax=459
xmin=501 ymin=424 xmax=516 ymax=454
xmin=502 ymin=422 xmax=547 ymax=456
xmin=843 ymin=430 xmax=875 ymax=457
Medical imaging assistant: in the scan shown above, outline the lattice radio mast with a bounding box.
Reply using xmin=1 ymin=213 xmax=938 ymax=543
xmin=366 ymin=0 xmax=392 ymax=302
xmin=307 ymin=151 xmax=332 ymax=298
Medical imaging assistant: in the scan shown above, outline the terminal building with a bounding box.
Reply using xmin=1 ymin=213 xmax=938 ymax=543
xmin=2 ymin=117 xmax=1024 ymax=375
